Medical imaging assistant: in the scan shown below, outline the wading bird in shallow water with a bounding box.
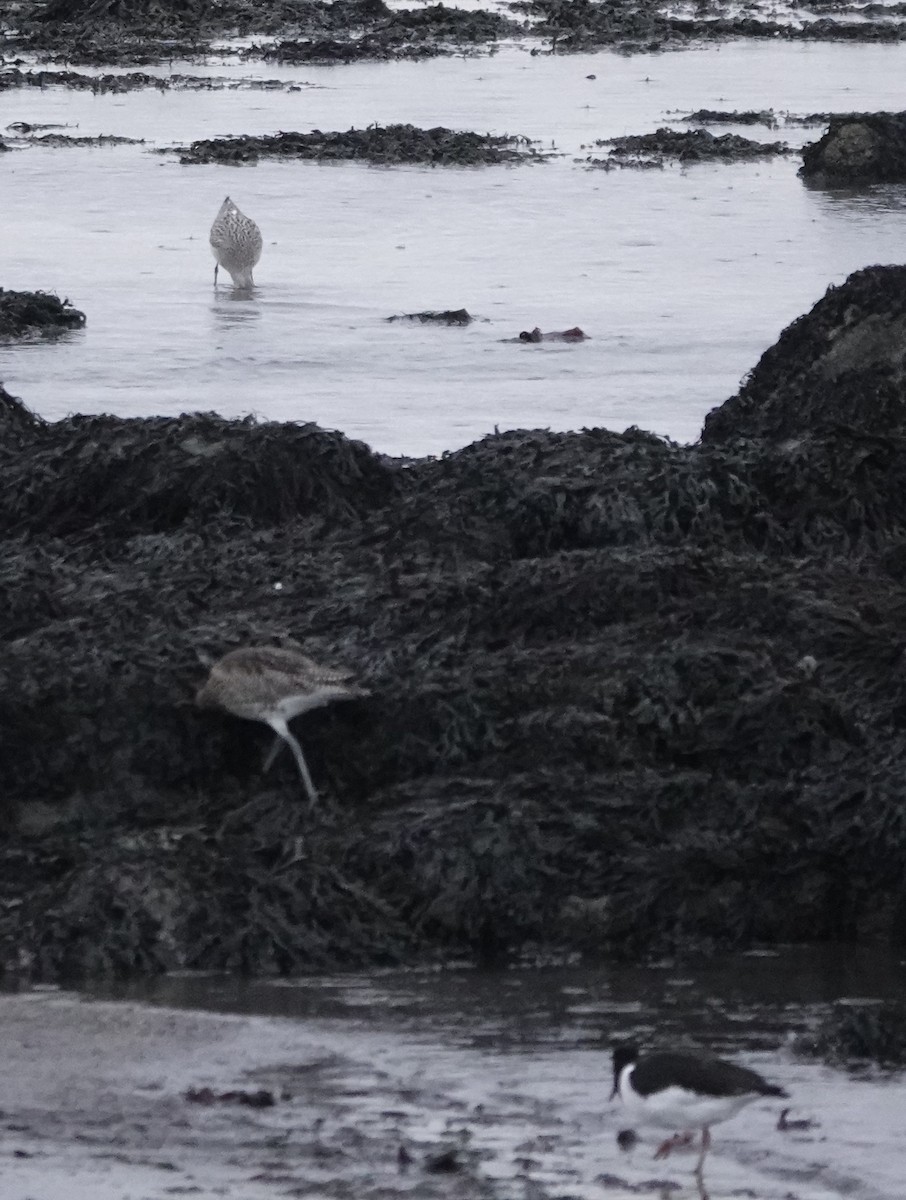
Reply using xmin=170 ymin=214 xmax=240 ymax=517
xmin=209 ymin=196 xmax=262 ymax=288
xmin=610 ymin=1043 xmax=788 ymax=1200
xmin=195 ymin=646 xmax=369 ymax=806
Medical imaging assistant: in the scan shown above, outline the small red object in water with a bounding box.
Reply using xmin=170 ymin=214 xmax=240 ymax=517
xmin=654 ymin=1131 xmax=696 ymax=1158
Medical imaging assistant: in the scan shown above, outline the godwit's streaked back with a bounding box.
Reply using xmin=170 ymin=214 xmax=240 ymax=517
xmin=209 ymin=196 xmax=262 ymax=288
xmin=195 ymin=646 xmax=369 ymax=805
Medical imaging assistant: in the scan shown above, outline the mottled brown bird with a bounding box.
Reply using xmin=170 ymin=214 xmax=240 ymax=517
xmin=209 ymin=196 xmax=262 ymax=289
xmin=196 ymin=646 xmax=369 ymax=805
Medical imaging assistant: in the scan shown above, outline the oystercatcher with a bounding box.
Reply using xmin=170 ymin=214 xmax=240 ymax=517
xmin=610 ymin=1043 xmax=788 ymax=1199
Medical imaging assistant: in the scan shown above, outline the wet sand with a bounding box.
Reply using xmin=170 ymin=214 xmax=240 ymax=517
xmin=0 ymin=988 xmax=713 ymax=1200
xmin=3 ymin=979 xmax=899 ymax=1200
xmin=0 ymin=990 xmax=517 ymax=1200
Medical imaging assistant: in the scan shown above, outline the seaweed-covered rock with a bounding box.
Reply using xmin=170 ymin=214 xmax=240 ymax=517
xmin=586 ymin=127 xmax=790 ymax=169
xmin=796 ymin=1001 xmax=906 ymax=1065
xmin=669 ymin=14 xmax=906 ymax=41
xmin=9 ymin=273 xmax=906 ymax=979
xmin=388 ymin=3 xmax=511 ymax=41
xmin=39 ymin=0 xmax=199 ymax=19
xmin=263 ymin=5 xmax=515 ymax=60
xmin=514 ymin=0 xmax=906 ymax=51
xmin=682 ymin=109 xmax=778 ymax=127
xmin=800 ymin=111 xmax=906 ymax=184
xmin=0 ymin=68 xmax=304 ymax=91
xmin=786 ymin=110 xmax=876 ymax=128
xmin=702 ymin=265 xmax=906 ymax=442
xmin=512 ymin=0 xmax=672 ymax=50
xmin=0 ymin=288 xmax=86 ymax=339
xmin=0 ymin=385 xmax=46 ymax=442
xmin=12 ymin=0 xmax=517 ymax=64
xmin=0 ymin=412 xmax=399 ymax=535
xmin=23 ymin=132 xmax=143 ymax=145
xmin=391 ymin=423 xmax=906 ymax=557
xmin=174 ymin=125 xmax=547 ymax=166
xmin=8 ymin=0 xmax=906 ymax=63
xmin=387 ymin=309 xmax=473 ymax=325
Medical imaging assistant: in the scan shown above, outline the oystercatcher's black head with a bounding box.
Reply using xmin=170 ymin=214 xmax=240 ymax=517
xmin=610 ymin=1042 xmax=640 ymax=1100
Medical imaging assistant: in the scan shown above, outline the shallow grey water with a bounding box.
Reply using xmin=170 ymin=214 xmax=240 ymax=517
xmin=2 ymin=42 xmax=906 ymax=454
xmin=84 ymin=945 xmax=906 ymax=1200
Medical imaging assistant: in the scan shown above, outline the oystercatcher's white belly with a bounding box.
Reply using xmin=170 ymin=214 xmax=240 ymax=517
xmin=619 ymin=1067 xmax=754 ymax=1130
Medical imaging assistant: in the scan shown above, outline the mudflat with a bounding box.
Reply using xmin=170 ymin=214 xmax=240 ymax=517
xmin=0 ymin=990 xmax=511 ymax=1199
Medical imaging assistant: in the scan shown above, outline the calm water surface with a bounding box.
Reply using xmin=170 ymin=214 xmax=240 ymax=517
xmin=2 ymin=42 xmax=906 ymax=454
xmin=80 ymin=945 xmax=906 ymax=1199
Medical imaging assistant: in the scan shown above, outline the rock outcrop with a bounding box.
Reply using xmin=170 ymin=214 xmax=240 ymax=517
xmin=800 ymin=111 xmax=906 ymax=185
xmin=4 ymin=266 xmax=906 ymax=981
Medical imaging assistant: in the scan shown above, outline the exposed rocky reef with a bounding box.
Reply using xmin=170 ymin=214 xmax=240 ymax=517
xmin=585 ymin=127 xmax=791 ymax=169
xmin=6 ymin=0 xmax=906 ymax=66
xmin=5 ymin=0 xmax=520 ymax=64
xmin=701 ymin=264 xmax=906 ymax=441
xmin=513 ymin=0 xmax=906 ymax=51
xmin=0 ymin=289 xmax=86 ymax=340
xmin=15 ymin=132 xmax=144 ymax=146
xmin=172 ymin=125 xmax=548 ymax=166
xmin=0 ymin=67 xmax=312 ymax=92
xmin=387 ymin=309 xmax=475 ymax=325
xmin=4 ymin=265 xmax=906 ymax=981
xmin=1 ymin=384 xmax=47 ymax=437
xmin=800 ymin=111 xmax=906 ymax=185
xmin=681 ymin=109 xmax=779 ymax=127
xmin=259 ymin=6 xmax=515 ymax=62
xmin=786 ymin=110 xmax=878 ymax=128
xmin=797 ymin=1001 xmax=906 ymax=1065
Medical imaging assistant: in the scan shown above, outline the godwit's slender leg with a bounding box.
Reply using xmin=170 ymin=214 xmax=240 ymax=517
xmin=693 ymin=1128 xmax=711 ymax=1200
xmin=214 ymin=262 xmax=219 ymax=286
xmin=266 ymin=715 xmax=318 ymax=806
xmin=195 ymin=645 xmax=369 ymax=802
xmin=262 ymin=733 xmax=284 ymax=773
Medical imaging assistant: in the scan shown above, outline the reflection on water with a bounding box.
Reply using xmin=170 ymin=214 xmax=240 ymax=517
xmin=801 ymin=178 xmax=906 ymax=215
xmin=91 ymin=944 xmax=906 ymax=1051
xmin=212 ymin=287 xmax=263 ymax=328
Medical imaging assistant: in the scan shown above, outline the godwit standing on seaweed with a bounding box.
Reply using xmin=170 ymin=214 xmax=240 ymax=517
xmin=195 ymin=646 xmax=369 ymax=805
xmin=209 ymin=196 xmax=262 ymax=288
